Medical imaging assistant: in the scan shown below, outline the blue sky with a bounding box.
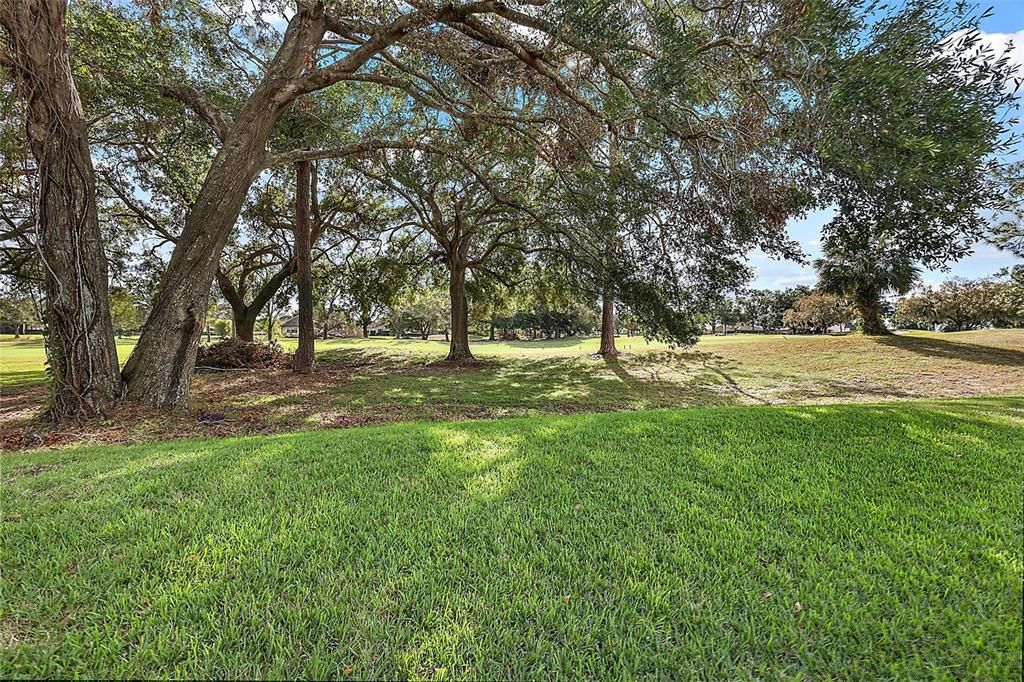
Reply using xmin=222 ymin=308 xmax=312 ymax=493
xmin=748 ymin=1 xmax=1024 ymax=289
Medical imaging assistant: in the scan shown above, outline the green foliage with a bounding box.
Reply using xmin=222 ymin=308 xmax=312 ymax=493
xmin=989 ymin=161 xmax=1024 ymax=258
xmin=492 ymin=304 xmax=599 ymax=340
xmin=816 ymin=238 xmax=920 ymax=299
xmin=896 ymin=273 xmax=1024 ymax=330
xmin=3 ymin=399 xmax=1021 ymax=677
xmin=815 ymin=234 xmax=920 ymax=332
xmin=816 ymin=0 xmax=1019 ymax=270
xmin=108 ymin=286 xmax=141 ymax=335
xmin=212 ymin=319 xmax=232 ymax=337
xmin=390 ymin=286 xmax=450 ymax=338
xmin=0 ymin=283 xmax=40 ymax=334
xmin=782 ymin=291 xmax=852 ymax=333
xmin=337 ymin=253 xmax=408 ymax=331
xmin=735 ymin=287 xmax=812 ymax=332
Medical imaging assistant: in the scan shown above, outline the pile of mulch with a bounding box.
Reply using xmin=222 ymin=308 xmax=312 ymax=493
xmin=195 ymin=338 xmax=291 ymax=370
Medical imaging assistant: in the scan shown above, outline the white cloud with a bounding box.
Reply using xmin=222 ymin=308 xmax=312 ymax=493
xmin=949 ymin=29 xmax=1024 ymax=90
xmin=977 ymin=29 xmax=1024 ymax=74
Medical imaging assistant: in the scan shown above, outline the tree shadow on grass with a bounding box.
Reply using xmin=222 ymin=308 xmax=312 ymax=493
xmin=0 ymin=369 xmax=48 ymax=391
xmin=315 ymin=354 xmax=738 ymax=418
xmin=181 ymin=350 xmax=935 ymax=437
xmin=873 ymin=334 xmax=1024 ymax=367
xmin=4 ymin=400 xmax=1022 ymax=677
xmin=481 ymin=336 xmax=596 ymax=350
xmin=634 ymin=350 xmax=922 ymax=404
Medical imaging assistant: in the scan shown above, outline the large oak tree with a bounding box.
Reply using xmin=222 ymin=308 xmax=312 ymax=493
xmin=0 ymin=0 xmax=121 ymax=418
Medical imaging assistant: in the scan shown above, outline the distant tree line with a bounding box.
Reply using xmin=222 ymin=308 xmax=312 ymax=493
xmin=895 ymin=271 xmax=1024 ymax=331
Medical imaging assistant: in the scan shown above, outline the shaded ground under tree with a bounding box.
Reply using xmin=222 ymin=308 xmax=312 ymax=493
xmin=3 ymin=330 xmax=1022 ymax=451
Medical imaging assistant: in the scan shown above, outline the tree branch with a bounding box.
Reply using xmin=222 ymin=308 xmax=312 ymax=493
xmin=159 ymin=84 xmax=234 ymax=142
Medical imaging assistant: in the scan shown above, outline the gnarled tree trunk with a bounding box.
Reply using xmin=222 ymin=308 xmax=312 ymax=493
xmin=233 ymin=310 xmax=258 ymax=342
xmin=446 ymin=263 xmax=474 ymax=362
xmin=2 ymin=0 xmax=121 ymax=418
xmin=598 ymin=290 xmax=618 ymax=357
xmin=217 ymin=263 xmax=296 ymax=343
xmin=292 ymin=160 xmax=314 ymax=373
xmin=121 ymin=128 xmax=274 ymax=407
xmin=121 ymin=7 xmax=327 ymax=409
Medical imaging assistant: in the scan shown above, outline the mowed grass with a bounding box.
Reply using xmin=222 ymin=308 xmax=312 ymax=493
xmin=3 ymin=398 xmax=1022 ymax=678
xmin=3 ymin=330 xmax=1022 ymax=450
xmin=2 ymin=330 xmax=1021 ymax=394
xmin=0 ymin=333 xmax=677 ymax=389
xmin=0 ymin=336 xmax=138 ymax=390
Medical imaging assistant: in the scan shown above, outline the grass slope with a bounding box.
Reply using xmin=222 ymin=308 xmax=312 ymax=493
xmin=4 ymin=330 xmax=1022 ymax=450
xmin=3 ymin=398 xmax=1022 ymax=678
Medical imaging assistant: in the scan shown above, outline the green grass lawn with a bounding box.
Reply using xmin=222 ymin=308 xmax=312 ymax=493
xmin=3 ymin=398 xmax=1021 ymax=678
xmin=0 ymin=333 xmax=677 ymax=389
xmin=0 ymin=336 xmax=138 ymax=390
xmin=3 ymin=330 xmax=1021 ymax=395
xmin=4 ymin=330 xmax=1022 ymax=450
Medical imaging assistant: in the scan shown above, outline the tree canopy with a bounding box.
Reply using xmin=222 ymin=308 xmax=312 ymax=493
xmin=1 ymin=0 xmax=1019 ymax=415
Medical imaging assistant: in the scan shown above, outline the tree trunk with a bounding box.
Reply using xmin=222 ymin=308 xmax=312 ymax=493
xmin=598 ymin=291 xmax=618 ymax=357
xmin=233 ymin=310 xmax=257 ymax=342
xmin=292 ymin=160 xmax=314 ymax=373
xmin=488 ymin=316 xmax=496 ymax=341
xmin=855 ymin=290 xmax=888 ymax=335
xmin=446 ymin=264 xmax=474 ymax=362
xmin=3 ymin=0 xmax=122 ymax=418
xmin=217 ymin=264 xmax=295 ymax=344
xmin=361 ymin=321 xmax=369 ymax=338
xmin=120 ymin=8 xmax=328 ymax=408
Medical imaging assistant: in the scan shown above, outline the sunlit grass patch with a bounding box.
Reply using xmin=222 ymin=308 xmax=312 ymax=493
xmin=2 ymin=398 xmax=1021 ymax=678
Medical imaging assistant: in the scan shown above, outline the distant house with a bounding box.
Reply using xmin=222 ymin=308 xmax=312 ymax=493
xmin=0 ymin=320 xmax=44 ymax=335
xmin=282 ymin=316 xmax=300 ymax=337
xmin=285 ymin=316 xmax=365 ymax=338
xmin=366 ymin=318 xmax=390 ymax=336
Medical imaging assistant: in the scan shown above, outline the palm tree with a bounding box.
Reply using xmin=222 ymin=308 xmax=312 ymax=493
xmin=815 ymin=237 xmax=920 ymax=335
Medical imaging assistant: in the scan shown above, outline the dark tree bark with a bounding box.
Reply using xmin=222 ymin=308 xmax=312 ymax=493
xmin=361 ymin=320 xmax=369 ymax=338
xmin=292 ymin=160 xmax=315 ymax=372
xmin=121 ymin=7 xmax=329 ymax=408
xmin=598 ymin=290 xmax=618 ymax=357
xmin=121 ymin=2 xmax=460 ymax=408
xmin=1 ymin=0 xmax=122 ymax=418
xmin=216 ymin=263 xmax=296 ymax=343
xmin=234 ymin=310 xmax=258 ymax=342
xmin=446 ymin=262 xmax=474 ymax=362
